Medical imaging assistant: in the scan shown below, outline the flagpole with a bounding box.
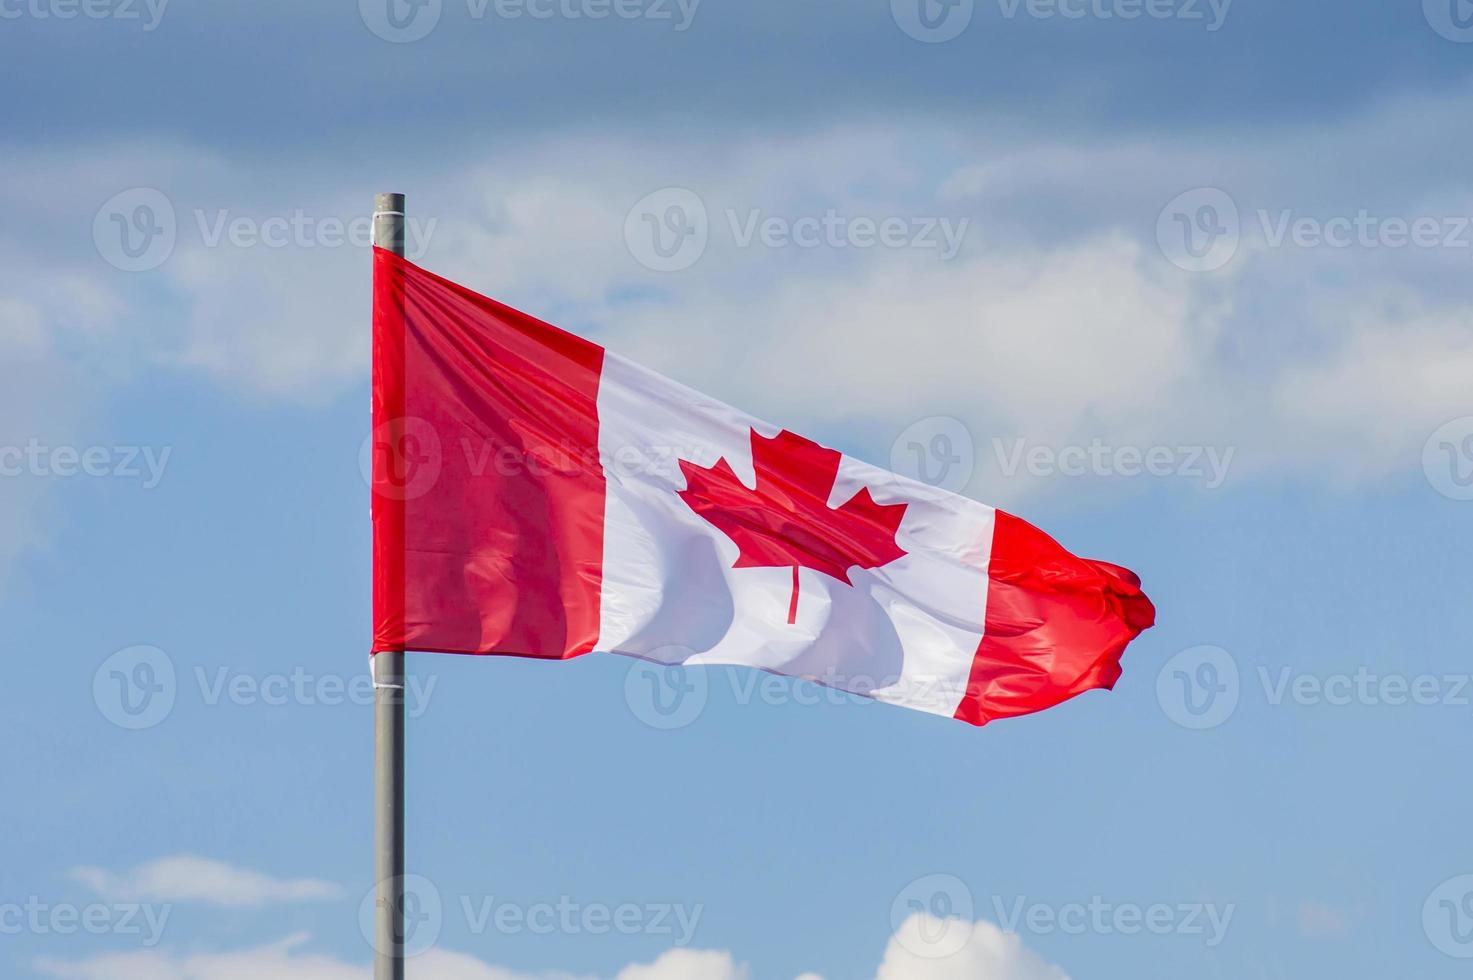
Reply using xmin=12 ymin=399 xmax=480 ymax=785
xmin=373 ymin=191 xmax=407 ymax=980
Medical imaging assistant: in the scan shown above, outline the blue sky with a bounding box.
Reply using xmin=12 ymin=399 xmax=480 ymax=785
xmin=4 ymin=1 xmax=1473 ymax=977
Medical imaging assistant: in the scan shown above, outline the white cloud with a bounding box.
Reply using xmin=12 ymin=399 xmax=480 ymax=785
xmin=875 ymin=915 xmax=1070 ymax=980
xmin=2 ymin=76 xmax=1471 ymax=593
xmin=69 ymin=856 xmax=341 ymax=907
xmin=37 ymin=934 xmax=362 ymax=980
xmin=0 ymin=299 xmax=98 ymax=586
xmin=163 ymin=241 xmax=369 ymax=399
xmin=413 ymin=948 xmax=588 ymax=980
xmin=1272 ymin=306 xmax=1473 ymax=478
xmin=34 ymin=938 xmax=697 ymax=980
xmin=614 ymin=949 xmax=748 ymax=980
xmin=36 ymin=937 xmax=598 ymax=980
xmin=36 ymin=918 xmax=1070 ymax=980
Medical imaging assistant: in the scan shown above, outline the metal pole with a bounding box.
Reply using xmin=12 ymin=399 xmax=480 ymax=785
xmin=373 ymin=192 xmax=407 ymax=980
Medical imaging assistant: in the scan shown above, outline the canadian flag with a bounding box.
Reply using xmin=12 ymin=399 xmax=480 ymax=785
xmin=371 ymin=248 xmax=1154 ymax=726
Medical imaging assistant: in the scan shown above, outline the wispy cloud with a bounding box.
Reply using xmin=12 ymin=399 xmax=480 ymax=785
xmin=69 ymin=856 xmax=341 ymax=907
xmin=37 ymin=934 xmax=364 ymax=980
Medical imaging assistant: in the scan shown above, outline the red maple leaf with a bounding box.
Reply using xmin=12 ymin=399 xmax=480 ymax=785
xmin=677 ymin=428 xmax=909 ymax=624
